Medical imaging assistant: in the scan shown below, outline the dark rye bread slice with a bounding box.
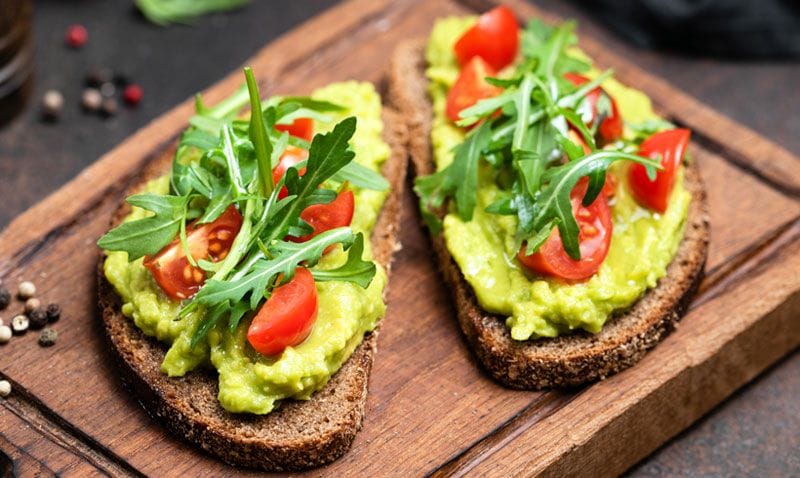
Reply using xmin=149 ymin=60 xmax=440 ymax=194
xmin=388 ymin=40 xmax=710 ymax=389
xmin=97 ymin=108 xmax=407 ymax=471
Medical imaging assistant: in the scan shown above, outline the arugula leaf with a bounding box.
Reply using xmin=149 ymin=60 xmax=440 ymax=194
xmin=310 ymin=233 xmax=376 ymax=288
xmin=263 ymin=117 xmax=357 ymax=242
xmin=244 ymin=67 xmax=274 ymax=197
xmin=535 ymin=151 xmax=661 ymax=258
xmin=330 ymin=161 xmax=390 ymax=191
xmin=136 ymin=0 xmax=249 ymax=26
xmin=97 ymin=194 xmax=189 ymax=260
xmin=414 ymin=121 xmax=492 ymax=225
xmin=192 ymin=227 xmax=357 ymax=311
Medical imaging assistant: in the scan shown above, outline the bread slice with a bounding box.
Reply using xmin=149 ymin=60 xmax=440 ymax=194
xmin=388 ymin=40 xmax=710 ymax=389
xmin=97 ymin=108 xmax=407 ymax=471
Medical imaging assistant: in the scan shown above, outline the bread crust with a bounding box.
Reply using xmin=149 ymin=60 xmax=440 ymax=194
xmin=388 ymin=40 xmax=710 ymax=389
xmin=96 ymin=109 xmax=407 ymax=471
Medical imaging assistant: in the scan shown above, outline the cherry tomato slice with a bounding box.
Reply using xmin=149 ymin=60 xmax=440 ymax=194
xmin=628 ymin=128 xmax=691 ymax=213
xmin=247 ymin=267 xmax=318 ymax=356
xmin=454 ymin=6 xmax=519 ymax=71
xmin=446 ymin=56 xmax=503 ymax=124
xmin=564 ymin=73 xmax=624 ymax=145
xmin=272 ymin=146 xmax=309 ymax=199
xmin=275 ymin=117 xmax=313 ymax=142
xmin=290 ymin=190 xmax=355 ymax=243
xmin=144 ymin=205 xmax=243 ymax=300
xmin=517 ymin=179 xmax=612 ymax=280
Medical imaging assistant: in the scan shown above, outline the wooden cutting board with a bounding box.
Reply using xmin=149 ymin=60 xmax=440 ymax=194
xmin=0 ymin=0 xmax=798 ymax=476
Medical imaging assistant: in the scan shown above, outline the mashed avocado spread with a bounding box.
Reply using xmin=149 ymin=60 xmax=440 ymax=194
xmin=427 ymin=18 xmax=691 ymax=340
xmin=104 ymin=82 xmax=389 ymax=414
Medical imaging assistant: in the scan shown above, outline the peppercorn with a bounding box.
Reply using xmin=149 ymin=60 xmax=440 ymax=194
xmin=46 ymin=303 xmax=61 ymax=323
xmin=113 ymin=72 xmax=130 ymax=87
xmin=65 ymin=24 xmax=88 ymax=48
xmin=17 ymin=281 xmax=36 ymax=300
xmin=11 ymin=315 xmax=28 ymax=335
xmin=81 ymin=88 xmax=103 ymax=112
xmin=0 ymin=380 xmax=10 ymax=397
xmin=0 ymin=325 xmax=11 ymax=344
xmin=0 ymin=287 xmax=9 ymax=310
xmin=101 ymin=98 xmax=118 ymax=117
xmin=28 ymin=308 xmax=48 ymax=330
xmin=99 ymin=82 xmax=115 ymax=98
xmin=41 ymin=90 xmax=64 ymax=119
xmin=86 ymin=68 xmax=113 ymax=87
xmin=24 ymin=298 xmax=41 ymax=314
xmin=123 ymin=84 xmax=143 ymax=106
xmin=38 ymin=328 xmax=58 ymax=347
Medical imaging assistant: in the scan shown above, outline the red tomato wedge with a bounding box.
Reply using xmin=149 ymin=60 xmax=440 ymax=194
xmin=272 ymin=145 xmax=309 ymax=199
xmin=454 ymin=5 xmax=519 ymax=71
xmin=517 ymin=179 xmax=612 ymax=280
xmin=628 ymin=128 xmax=691 ymax=213
xmin=446 ymin=56 xmax=503 ymax=123
xmin=144 ymin=205 xmax=243 ymax=300
xmin=291 ymin=190 xmax=355 ymax=243
xmin=564 ymin=73 xmax=623 ymax=145
xmin=275 ymin=117 xmax=313 ymax=142
xmin=247 ymin=267 xmax=318 ymax=356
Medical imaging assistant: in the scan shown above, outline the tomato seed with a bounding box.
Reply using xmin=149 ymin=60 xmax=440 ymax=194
xmin=182 ymin=265 xmax=193 ymax=281
xmin=192 ymin=269 xmax=204 ymax=283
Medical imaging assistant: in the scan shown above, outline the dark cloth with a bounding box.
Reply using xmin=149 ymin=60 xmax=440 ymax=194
xmin=573 ymin=0 xmax=800 ymax=58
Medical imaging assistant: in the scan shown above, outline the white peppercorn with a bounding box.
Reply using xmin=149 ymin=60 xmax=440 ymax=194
xmin=18 ymin=281 xmax=36 ymax=300
xmin=25 ymin=298 xmax=41 ymax=314
xmin=0 ymin=325 xmax=11 ymax=344
xmin=42 ymin=90 xmax=65 ymax=118
xmin=11 ymin=315 xmax=28 ymax=334
xmin=0 ymin=380 xmax=10 ymax=397
xmin=39 ymin=327 xmax=58 ymax=347
xmin=81 ymin=88 xmax=102 ymax=111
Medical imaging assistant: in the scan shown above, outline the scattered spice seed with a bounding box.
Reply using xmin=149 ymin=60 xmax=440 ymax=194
xmin=123 ymin=84 xmax=143 ymax=106
xmin=24 ymin=298 xmax=41 ymax=314
xmin=101 ymin=98 xmax=118 ymax=117
xmin=0 ymin=325 xmax=11 ymax=344
xmin=99 ymin=82 xmax=115 ymax=98
xmin=11 ymin=315 xmax=28 ymax=335
xmin=65 ymin=24 xmax=88 ymax=48
xmin=17 ymin=281 xmax=36 ymax=300
xmin=81 ymin=88 xmax=102 ymax=111
xmin=86 ymin=68 xmax=113 ymax=87
xmin=38 ymin=328 xmax=58 ymax=347
xmin=0 ymin=287 xmax=9 ymax=310
xmin=46 ymin=303 xmax=61 ymax=323
xmin=41 ymin=90 xmax=64 ymax=119
xmin=0 ymin=380 xmax=10 ymax=397
xmin=113 ymin=72 xmax=130 ymax=87
xmin=28 ymin=308 xmax=48 ymax=330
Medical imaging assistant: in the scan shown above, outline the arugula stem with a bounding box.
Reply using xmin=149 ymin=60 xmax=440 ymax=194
xmin=243 ymin=67 xmax=275 ymax=199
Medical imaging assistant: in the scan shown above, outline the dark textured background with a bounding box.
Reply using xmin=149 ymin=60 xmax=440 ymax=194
xmin=0 ymin=0 xmax=797 ymax=475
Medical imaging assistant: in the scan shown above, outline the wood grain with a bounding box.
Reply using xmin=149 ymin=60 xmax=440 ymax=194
xmin=0 ymin=0 xmax=797 ymax=476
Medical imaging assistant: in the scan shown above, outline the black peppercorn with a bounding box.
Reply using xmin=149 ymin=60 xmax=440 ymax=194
xmin=86 ymin=67 xmax=113 ymax=87
xmin=46 ymin=303 xmax=61 ymax=322
xmin=0 ymin=287 xmax=9 ymax=310
xmin=28 ymin=308 xmax=48 ymax=329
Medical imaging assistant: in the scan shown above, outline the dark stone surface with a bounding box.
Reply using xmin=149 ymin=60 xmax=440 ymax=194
xmin=0 ymin=0 xmax=796 ymax=475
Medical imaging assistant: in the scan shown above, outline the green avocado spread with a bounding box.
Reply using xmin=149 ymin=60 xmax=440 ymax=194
xmin=427 ymin=17 xmax=691 ymax=341
xmin=104 ymin=82 xmax=389 ymax=414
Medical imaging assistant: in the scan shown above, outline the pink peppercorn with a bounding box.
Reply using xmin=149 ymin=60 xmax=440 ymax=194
xmin=123 ymin=84 xmax=143 ymax=106
xmin=65 ymin=25 xmax=88 ymax=48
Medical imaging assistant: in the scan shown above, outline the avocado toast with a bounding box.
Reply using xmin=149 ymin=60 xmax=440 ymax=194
xmin=389 ymin=9 xmax=709 ymax=389
xmin=97 ymin=72 xmax=406 ymax=470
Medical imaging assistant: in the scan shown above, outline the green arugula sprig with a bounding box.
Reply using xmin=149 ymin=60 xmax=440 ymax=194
xmin=415 ymin=19 xmax=661 ymax=259
xmin=135 ymin=0 xmax=250 ymax=26
xmin=99 ymin=66 xmax=389 ymax=348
